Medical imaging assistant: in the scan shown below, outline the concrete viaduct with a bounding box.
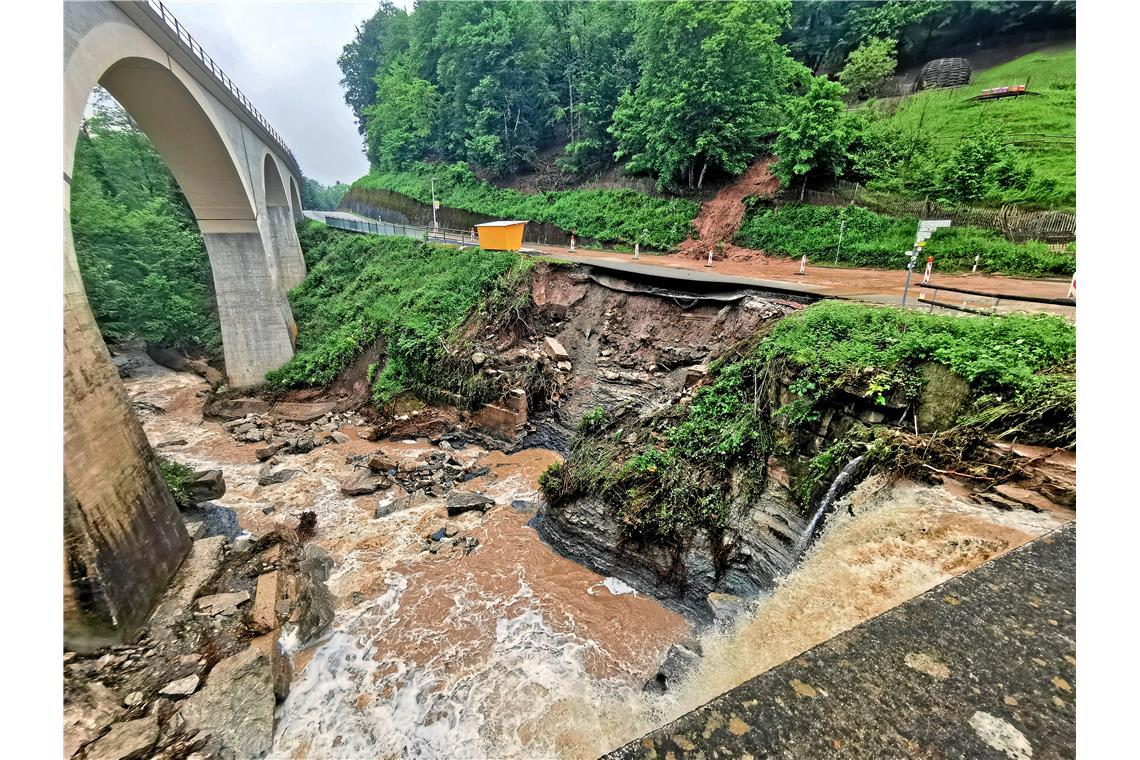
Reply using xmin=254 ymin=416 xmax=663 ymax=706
xmin=65 ymin=1 xmax=306 ymax=648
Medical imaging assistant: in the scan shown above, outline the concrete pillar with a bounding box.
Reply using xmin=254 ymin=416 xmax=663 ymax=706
xmin=64 ymin=207 xmax=190 ymax=651
xmin=204 ymin=231 xmax=296 ymax=387
xmin=266 ymin=205 xmax=306 ymax=290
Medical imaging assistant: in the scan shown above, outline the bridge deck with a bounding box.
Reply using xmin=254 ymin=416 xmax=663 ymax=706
xmin=607 ymin=522 xmax=1075 ymax=759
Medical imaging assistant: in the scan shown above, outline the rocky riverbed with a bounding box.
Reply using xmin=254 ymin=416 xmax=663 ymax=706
xmin=65 ymin=349 xmax=1074 ymax=759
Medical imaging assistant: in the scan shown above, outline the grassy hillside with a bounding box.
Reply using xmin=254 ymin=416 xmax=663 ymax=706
xmin=735 ymin=203 xmax=1075 ymax=277
xmin=350 ymin=162 xmax=700 ymax=250
xmin=268 ymin=222 xmax=522 ymax=399
xmin=868 ymin=46 xmax=1075 ymax=207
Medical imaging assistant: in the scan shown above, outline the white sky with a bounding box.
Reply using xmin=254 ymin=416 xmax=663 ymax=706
xmin=166 ymin=1 xmax=410 ymax=185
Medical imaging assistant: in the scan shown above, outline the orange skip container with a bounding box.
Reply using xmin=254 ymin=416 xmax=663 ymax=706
xmin=475 ymin=220 xmax=527 ymax=251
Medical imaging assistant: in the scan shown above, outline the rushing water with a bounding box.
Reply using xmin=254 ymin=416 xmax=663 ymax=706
xmin=123 ymin=352 xmax=1072 ymax=758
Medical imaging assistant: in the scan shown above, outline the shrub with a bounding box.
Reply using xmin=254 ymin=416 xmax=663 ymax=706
xmin=734 ymin=202 xmax=1075 ymax=276
xmin=158 ymin=456 xmax=195 ymax=508
xmin=349 ymin=162 xmax=699 ymax=250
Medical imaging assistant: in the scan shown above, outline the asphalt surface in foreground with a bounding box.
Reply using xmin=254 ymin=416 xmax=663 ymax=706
xmin=607 ymin=522 xmax=1075 ymax=759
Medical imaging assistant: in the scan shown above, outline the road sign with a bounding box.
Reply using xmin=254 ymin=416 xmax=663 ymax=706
xmin=918 ymin=219 xmax=952 ymax=232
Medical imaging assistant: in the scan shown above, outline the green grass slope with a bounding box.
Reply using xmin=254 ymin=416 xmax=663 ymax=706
xmin=871 ymin=46 xmax=1075 ymax=207
xmin=268 ymin=222 xmax=522 ymax=399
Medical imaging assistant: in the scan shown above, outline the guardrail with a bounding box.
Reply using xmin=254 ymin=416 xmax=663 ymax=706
xmin=917 ymin=281 xmax=1075 ymax=315
xmin=138 ymin=0 xmax=300 ymax=179
xmin=322 ymin=215 xmax=479 ymax=247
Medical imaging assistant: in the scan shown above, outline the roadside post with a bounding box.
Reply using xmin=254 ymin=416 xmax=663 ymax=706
xmin=430 ymin=177 xmax=440 ymax=230
xmin=1067 ymin=271 xmax=1076 ymax=299
xmin=796 ymin=254 xmax=807 ymax=275
xmin=634 ymin=241 xmax=640 ymax=259
xmin=922 ymin=256 xmax=934 ymax=283
xmin=903 ymin=220 xmax=950 ymax=306
xmin=972 ymin=253 xmax=980 ymax=273
xmin=706 ymin=248 xmax=714 ymax=268
xmin=833 ymin=211 xmax=847 ymax=265
xmin=570 ymin=233 xmax=576 ymax=252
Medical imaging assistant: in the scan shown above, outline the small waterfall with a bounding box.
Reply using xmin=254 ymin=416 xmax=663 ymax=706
xmin=795 ymin=455 xmax=866 ymax=556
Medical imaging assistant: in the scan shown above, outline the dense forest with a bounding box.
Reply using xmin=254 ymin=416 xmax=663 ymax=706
xmin=340 ymin=0 xmax=1074 ymax=204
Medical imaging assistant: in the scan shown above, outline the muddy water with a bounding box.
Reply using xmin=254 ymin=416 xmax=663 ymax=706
xmin=124 ymin=353 xmax=1073 ymax=758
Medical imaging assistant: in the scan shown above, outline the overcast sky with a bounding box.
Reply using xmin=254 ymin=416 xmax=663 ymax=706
xmin=167 ymin=1 xmax=408 ymax=185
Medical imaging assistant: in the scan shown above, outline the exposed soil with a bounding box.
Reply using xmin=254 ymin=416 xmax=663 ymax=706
xmin=677 ymin=157 xmax=780 ymax=261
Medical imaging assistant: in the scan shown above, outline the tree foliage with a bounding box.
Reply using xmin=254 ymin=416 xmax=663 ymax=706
xmin=299 ymin=177 xmax=350 ymax=211
xmin=838 ymin=37 xmax=897 ymax=99
xmin=611 ymin=0 xmax=805 ymax=189
xmin=71 ymin=90 xmax=220 ymax=353
xmin=773 ymin=76 xmax=857 ymax=187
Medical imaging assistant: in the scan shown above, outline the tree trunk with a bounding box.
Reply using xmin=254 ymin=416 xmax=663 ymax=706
xmin=697 ymin=160 xmax=708 ymax=190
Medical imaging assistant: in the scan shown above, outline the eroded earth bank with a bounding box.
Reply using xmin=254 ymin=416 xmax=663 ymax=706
xmin=64 ymin=253 xmax=1075 ymax=760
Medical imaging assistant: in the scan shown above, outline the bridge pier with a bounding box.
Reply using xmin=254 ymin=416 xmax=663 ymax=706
xmin=64 ymin=214 xmax=191 ymax=651
xmin=265 ymin=205 xmax=307 ymax=291
xmin=204 ymin=231 xmax=297 ymax=388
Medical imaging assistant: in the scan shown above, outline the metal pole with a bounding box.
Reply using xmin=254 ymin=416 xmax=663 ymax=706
xmin=834 ymin=217 xmax=846 ymax=265
xmin=431 ymin=178 xmax=439 ymax=230
xmin=901 ymin=250 xmax=917 ymax=306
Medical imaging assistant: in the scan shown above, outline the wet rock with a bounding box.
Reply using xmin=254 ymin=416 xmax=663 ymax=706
xmin=707 ymin=591 xmax=746 ymax=623
xmin=510 ymin=499 xmax=537 ymax=513
xmin=185 ymin=521 xmax=204 ymax=540
xmin=84 ymin=716 xmax=159 ymax=760
xmin=457 ymin=465 xmax=491 ymax=483
xmin=261 ymin=506 xmax=275 ymax=515
xmin=471 ymin=352 xmax=488 ymax=367
xmin=446 ymin=490 xmax=495 ymax=516
xmin=339 ymin=469 xmax=390 ymax=496
xmin=293 ymin=545 xmax=335 ymax=645
xmin=254 ymin=442 xmax=287 ymax=462
xmin=159 ymin=674 xmax=200 ymax=697
xmin=249 ymin=572 xmax=279 ymax=633
xmin=186 ymin=470 xmax=226 ymax=503
xmin=148 ymin=536 xmax=226 ymax=637
xmin=258 ymin=465 xmax=302 ymax=487
xmin=179 ymin=646 xmax=275 ymax=759
xmin=64 ymin=681 xmax=123 ymax=759
xmin=376 ymin=489 xmax=427 ymax=518
xmin=204 ymin=397 xmax=271 ymax=420
xmin=196 ymin=591 xmax=250 ymax=616
xmin=644 ymin=642 xmax=703 ymax=694
xmin=155 ymin=438 xmax=187 ymax=449
xmin=330 ymin=431 xmax=350 ymax=444
xmin=543 ymin=336 xmax=570 ymax=361
xmin=123 ymin=692 xmax=145 ymax=708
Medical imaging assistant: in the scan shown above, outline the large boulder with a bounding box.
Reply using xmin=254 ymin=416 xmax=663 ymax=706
xmin=293 ymin=545 xmax=335 ymax=645
xmin=83 ymin=716 xmax=159 ymax=760
xmin=63 ymin=681 xmax=123 ymax=759
xmin=179 ymin=646 xmax=275 ymax=759
xmin=270 ymin=401 xmax=338 ymax=423
xmin=204 ymin=397 xmax=271 ymax=420
xmin=340 ymin=469 xmax=390 ymax=496
xmin=446 ymin=490 xmax=495 ymax=517
xmin=186 ymin=470 xmax=226 ymax=503
xmin=644 ymin=642 xmax=703 ymax=694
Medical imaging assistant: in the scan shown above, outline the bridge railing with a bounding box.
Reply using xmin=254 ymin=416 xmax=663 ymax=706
xmin=321 ymin=215 xmax=479 ymax=247
xmin=140 ymin=0 xmax=301 ymax=179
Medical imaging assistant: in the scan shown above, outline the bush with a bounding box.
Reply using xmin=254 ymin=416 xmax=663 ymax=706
xmin=734 ymin=202 xmax=1075 ymax=276
xmin=158 ymin=456 xmax=195 ymax=508
xmin=838 ymin=37 xmax=897 ymax=100
xmin=267 ymin=225 xmax=522 ymax=400
xmin=349 ymin=162 xmax=699 ymax=250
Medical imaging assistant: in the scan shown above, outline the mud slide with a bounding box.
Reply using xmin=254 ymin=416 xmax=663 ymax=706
xmin=678 ymin=158 xmax=779 ymax=261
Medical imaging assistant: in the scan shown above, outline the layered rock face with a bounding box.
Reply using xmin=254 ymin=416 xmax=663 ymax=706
xmin=537 ymin=477 xmax=806 ymax=621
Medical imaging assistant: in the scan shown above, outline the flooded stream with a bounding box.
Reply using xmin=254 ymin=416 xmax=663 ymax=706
xmin=123 ymin=351 xmax=1072 ymax=758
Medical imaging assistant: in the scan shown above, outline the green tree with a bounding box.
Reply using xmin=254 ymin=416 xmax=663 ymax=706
xmin=337 ymin=2 xmax=410 ymax=135
xmin=612 ymin=0 xmax=805 ymax=189
xmin=838 ymin=37 xmax=897 ymax=99
xmin=364 ymin=55 xmax=440 ymax=169
xmin=772 ymin=75 xmax=857 ymax=188
xmin=300 ymin=177 xmax=350 ymax=211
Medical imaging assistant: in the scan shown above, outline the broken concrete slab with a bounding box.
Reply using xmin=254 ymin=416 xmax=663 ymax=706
xmin=204 ymin=397 xmax=271 ymax=420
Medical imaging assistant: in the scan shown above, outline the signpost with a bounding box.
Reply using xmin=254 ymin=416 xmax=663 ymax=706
xmin=430 ymin=177 xmax=439 ymax=230
xmin=902 ymin=220 xmax=950 ymax=306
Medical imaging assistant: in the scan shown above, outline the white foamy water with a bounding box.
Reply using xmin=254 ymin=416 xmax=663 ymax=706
xmin=588 ymin=577 xmax=638 ymax=596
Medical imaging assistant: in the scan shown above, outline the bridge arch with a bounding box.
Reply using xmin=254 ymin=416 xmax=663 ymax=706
xmin=262 ymin=151 xmax=307 ymax=290
xmin=63 ymin=2 xmax=302 ymax=648
xmin=289 ymin=176 xmax=304 ymax=223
